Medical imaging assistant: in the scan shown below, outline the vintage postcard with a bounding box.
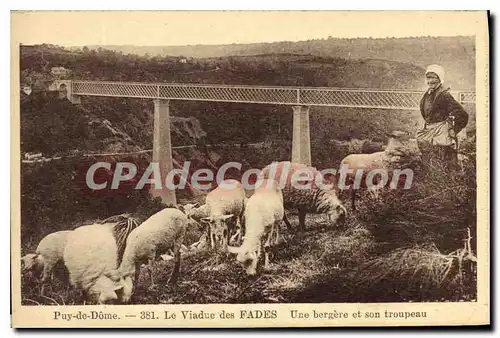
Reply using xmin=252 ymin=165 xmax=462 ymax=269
xmin=11 ymin=11 xmax=489 ymax=328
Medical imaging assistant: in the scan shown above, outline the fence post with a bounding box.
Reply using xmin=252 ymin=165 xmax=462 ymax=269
xmin=291 ymin=105 xmax=311 ymax=166
xmin=152 ymin=99 xmax=177 ymax=206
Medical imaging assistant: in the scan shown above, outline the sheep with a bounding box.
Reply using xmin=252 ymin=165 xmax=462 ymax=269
xmin=227 ymin=179 xmax=283 ymax=275
xmin=117 ymin=208 xmax=189 ymax=302
xmin=183 ymin=179 xmax=246 ymax=249
xmin=63 ymin=223 xmax=126 ymax=304
xmin=21 ymin=230 xmax=72 ymax=283
xmin=339 ymin=131 xmax=422 ymax=210
xmin=260 ymin=161 xmax=346 ymax=232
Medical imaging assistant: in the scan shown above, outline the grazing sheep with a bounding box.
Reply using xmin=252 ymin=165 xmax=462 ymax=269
xmin=340 ymin=131 xmax=422 ymax=209
xmin=21 ymin=230 xmax=72 ymax=283
xmin=63 ymin=224 xmax=126 ymax=304
xmin=228 ymin=179 xmax=283 ymax=275
xmin=261 ymin=161 xmax=346 ymax=232
xmin=118 ymin=208 xmax=189 ymax=302
xmin=184 ymin=179 xmax=246 ymax=249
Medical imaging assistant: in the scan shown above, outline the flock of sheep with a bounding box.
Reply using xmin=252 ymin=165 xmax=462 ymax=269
xmin=21 ymin=131 xmax=421 ymax=305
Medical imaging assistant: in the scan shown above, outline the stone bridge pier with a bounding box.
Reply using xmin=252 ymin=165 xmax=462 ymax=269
xmin=152 ymin=99 xmax=177 ymax=206
xmin=291 ymin=105 xmax=312 ymax=166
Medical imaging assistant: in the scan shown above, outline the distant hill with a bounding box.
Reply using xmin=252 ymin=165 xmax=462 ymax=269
xmin=78 ymin=36 xmax=475 ymax=90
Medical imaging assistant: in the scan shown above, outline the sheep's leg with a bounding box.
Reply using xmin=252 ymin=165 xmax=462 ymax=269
xmin=146 ymin=257 xmax=156 ymax=290
xmin=229 ymin=217 xmax=237 ymax=244
xmin=223 ymin=223 xmax=230 ymax=249
xmin=263 ymin=241 xmax=271 ymax=270
xmin=134 ymin=264 xmax=141 ymax=286
xmin=230 ymin=229 xmax=240 ymax=245
xmin=235 ymin=214 xmax=246 ymax=244
xmin=230 ymin=216 xmax=242 ymax=244
xmin=40 ymin=260 xmax=55 ymax=283
xmin=230 ymin=215 xmax=242 ymax=244
xmin=263 ymin=223 xmax=275 ymax=270
xmin=274 ymin=220 xmax=281 ymax=246
xmin=208 ymin=226 xmax=215 ymax=250
xmin=264 ymin=250 xmax=270 ymax=270
xmin=169 ymin=233 xmax=183 ymax=285
xmin=240 ymin=214 xmax=246 ymax=239
xmin=256 ymin=243 xmax=263 ymax=273
xmin=351 ymin=189 xmax=357 ymax=211
xmin=224 ymin=226 xmax=229 ymax=248
xmin=283 ymin=211 xmax=293 ymax=232
xmin=168 ymin=250 xmax=181 ymax=285
xmin=298 ymin=208 xmax=307 ymax=232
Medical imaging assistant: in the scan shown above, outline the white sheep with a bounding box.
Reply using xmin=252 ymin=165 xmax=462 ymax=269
xmin=63 ymin=223 xmax=126 ymax=304
xmin=21 ymin=230 xmax=72 ymax=283
xmin=228 ymin=179 xmax=283 ymax=275
xmin=184 ymin=179 xmax=246 ymax=249
xmin=261 ymin=161 xmax=346 ymax=232
xmin=117 ymin=208 xmax=189 ymax=302
xmin=340 ymin=131 xmax=422 ymax=209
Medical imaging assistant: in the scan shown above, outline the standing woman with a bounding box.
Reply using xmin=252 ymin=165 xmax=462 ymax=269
xmin=416 ymin=64 xmax=469 ymax=169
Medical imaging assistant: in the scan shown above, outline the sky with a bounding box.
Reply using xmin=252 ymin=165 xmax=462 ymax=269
xmin=11 ymin=11 xmax=483 ymax=47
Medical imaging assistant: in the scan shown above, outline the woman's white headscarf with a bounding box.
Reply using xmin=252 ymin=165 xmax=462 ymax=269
xmin=425 ymin=64 xmax=445 ymax=85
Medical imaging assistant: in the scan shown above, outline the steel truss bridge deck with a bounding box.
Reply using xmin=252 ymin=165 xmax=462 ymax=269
xmin=68 ymin=80 xmax=475 ymax=110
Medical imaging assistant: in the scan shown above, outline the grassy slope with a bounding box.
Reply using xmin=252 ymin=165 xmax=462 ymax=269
xmin=22 ymin=212 xmax=378 ymax=305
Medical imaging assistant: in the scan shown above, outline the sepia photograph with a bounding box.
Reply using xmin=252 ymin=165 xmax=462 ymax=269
xmin=10 ymin=10 xmax=489 ymax=327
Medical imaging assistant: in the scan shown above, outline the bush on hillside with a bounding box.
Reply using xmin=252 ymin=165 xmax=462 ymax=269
xmin=350 ymin=138 xmax=477 ymax=301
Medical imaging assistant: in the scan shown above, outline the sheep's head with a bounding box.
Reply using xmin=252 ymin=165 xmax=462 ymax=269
xmin=327 ymin=204 xmax=347 ymax=227
xmin=180 ymin=203 xmax=200 ymax=217
xmin=112 ymin=266 xmax=138 ymax=304
xmin=201 ymin=214 xmax=234 ymax=246
xmin=21 ymin=253 xmax=41 ymax=272
xmin=227 ymin=246 xmax=258 ymax=275
xmin=324 ymin=192 xmax=347 ymax=227
xmin=92 ymin=275 xmax=125 ymax=305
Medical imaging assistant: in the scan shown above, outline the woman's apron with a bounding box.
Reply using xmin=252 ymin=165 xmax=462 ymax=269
xmin=417 ymin=120 xmax=456 ymax=148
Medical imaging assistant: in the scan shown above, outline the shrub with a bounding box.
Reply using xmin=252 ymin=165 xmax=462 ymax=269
xmin=351 ymin=142 xmax=477 ymax=301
